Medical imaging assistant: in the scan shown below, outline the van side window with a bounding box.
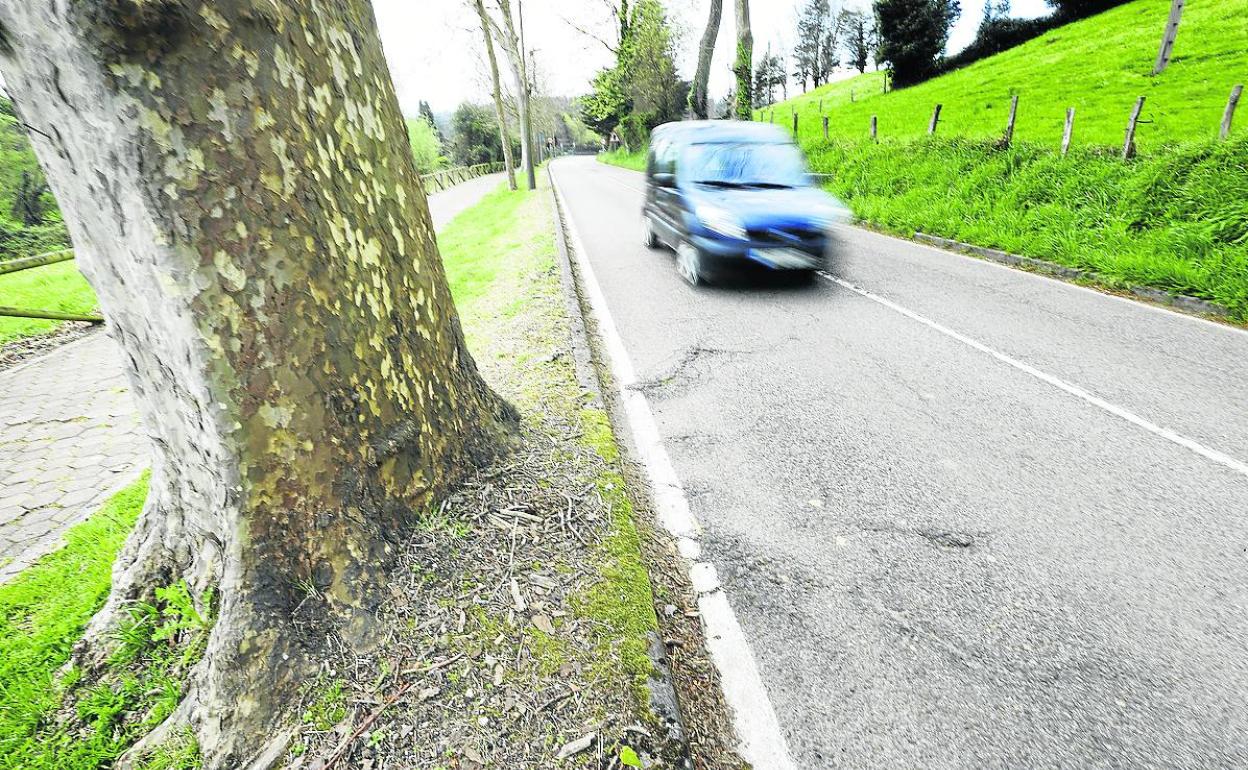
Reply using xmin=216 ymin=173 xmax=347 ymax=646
xmin=653 ymin=140 xmax=677 ymax=176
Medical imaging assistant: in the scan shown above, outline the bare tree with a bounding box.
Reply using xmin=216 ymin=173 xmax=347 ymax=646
xmin=0 ymin=2 xmax=515 ymax=766
xmin=472 ymin=0 xmax=517 ymax=189
xmin=733 ymin=0 xmax=754 ymax=119
xmin=689 ymin=0 xmax=724 ymax=119
xmin=488 ymin=0 xmax=537 ymax=190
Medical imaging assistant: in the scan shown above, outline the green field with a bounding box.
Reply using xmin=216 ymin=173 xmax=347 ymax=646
xmin=0 ymin=260 xmax=97 ymax=344
xmin=774 ymin=0 xmax=1248 ymax=151
xmin=740 ymin=0 xmax=1248 ymax=319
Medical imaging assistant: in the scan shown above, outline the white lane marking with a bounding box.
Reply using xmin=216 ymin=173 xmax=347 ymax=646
xmin=551 ymin=164 xmax=798 ymax=770
xmin=835 ymin=224 xmax=1248 ymax=338
xmin=596 ymin=161 xmax=1246 ymax=337
xmin=821 ymin=272 xmax=1248 ymax=480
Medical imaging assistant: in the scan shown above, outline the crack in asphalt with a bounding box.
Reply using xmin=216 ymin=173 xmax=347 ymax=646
xmin=632 ymin=344 xmax=747 ymax=398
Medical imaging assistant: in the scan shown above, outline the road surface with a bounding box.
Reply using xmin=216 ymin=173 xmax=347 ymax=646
xmin=550 ymin=156 xmax=1248 ymax=768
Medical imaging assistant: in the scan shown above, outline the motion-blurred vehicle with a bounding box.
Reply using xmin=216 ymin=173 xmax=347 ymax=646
xmin=641 ymin=121 xmax=851 ymax=286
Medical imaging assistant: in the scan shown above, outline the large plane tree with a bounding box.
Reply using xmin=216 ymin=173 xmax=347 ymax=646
xmin=0 ymin=0 xmax=515 ymax=766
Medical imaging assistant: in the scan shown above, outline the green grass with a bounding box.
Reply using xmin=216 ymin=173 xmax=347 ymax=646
xmin=747 ymin=0 xmax=1248 ymax=319
xmin=773 ymin=0 xmax=1248 ymax=151
xmin=0 ymin=259 xmax=97 ymax=344
xmin=0 ymin=472 xmax=210 ymax=770
xmin=811 ymin=136 xmax=1248 ymax=316
xmin=439 ymin=173 xmax=661 ymax=715
xmin=598 ymin=148 xmax=646 ymax=172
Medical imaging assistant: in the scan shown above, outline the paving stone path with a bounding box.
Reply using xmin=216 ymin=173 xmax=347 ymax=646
xmin=0 ymin=176 xmax=503 ymax=583
xmin=0 ymin=334 xmax=146 ymax=581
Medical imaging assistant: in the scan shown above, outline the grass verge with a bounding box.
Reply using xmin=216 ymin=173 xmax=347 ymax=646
xmin=0 ymin=473 xmax=209 ymax=770
xmin=810 ymin=136 xmax=1248 ymax=319
xmin=444 ymin=171 xmax=661 ymax=709
xmin=0 ymin=260 xmax=97 ymax=344
xmin=597 ymin=149 xmax=646 ymax=172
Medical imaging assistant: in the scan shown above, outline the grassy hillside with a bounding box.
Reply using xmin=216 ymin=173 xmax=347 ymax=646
xmin=772 ymin=0 xmax=1248 ymax=151
xmin=734 ymin=0 xmax=1248 ymax=319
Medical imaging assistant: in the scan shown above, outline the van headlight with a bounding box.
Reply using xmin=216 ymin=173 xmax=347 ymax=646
xmin=698 ymin=206 xmax=747 ymax=240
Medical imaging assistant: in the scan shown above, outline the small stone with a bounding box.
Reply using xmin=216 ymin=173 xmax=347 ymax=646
xmin=532 ymin=613 xmax=556 ymax=634
xmin=477 ymin=715 xmax=489 ymax=727
xmin=663 ymin=603 xmax=677 ymax=616
xmin=556 ymin=732 xmax=596 ymax=759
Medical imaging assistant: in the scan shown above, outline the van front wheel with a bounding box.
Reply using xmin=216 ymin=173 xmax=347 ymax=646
xmin=641 ymin=213 xmax=660 ymax=249
xmin=676 ymin=241 xmax=708 ymax=287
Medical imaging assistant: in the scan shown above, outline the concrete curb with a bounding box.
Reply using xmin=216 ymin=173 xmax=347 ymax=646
xmin=0 ymin=326 xmax=107 ymax=382
xmin=546 ymin=172 xmax=691 ymax=763
xmin=547 ymin=164 xmax=797 ymax=770
xmin=911 ymin=232 xmax=1234 ymax=322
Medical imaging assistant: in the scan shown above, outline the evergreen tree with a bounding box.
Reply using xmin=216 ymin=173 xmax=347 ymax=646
xmin=873 ymin=0 xmax=960 ymax=87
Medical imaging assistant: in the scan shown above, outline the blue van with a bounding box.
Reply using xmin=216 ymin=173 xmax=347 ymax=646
xmin=641 ymin=121 xmax=851 ymax=286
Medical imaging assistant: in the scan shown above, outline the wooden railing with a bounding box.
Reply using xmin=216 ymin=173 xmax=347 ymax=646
xmin=0 ymin=248 xmax=104 ymax=323
xmin=2 ymin=165 xmax=509 ymax=326
xmin=418 ymin=162 xmax=505 ymax=194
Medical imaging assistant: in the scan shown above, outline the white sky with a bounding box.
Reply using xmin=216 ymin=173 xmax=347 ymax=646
xmin=373 ymin=0 xmax=1052 ymax=115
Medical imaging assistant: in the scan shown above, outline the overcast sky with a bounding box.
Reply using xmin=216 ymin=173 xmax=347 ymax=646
xmin=374 ymin=0 xmax=1052 ymax=115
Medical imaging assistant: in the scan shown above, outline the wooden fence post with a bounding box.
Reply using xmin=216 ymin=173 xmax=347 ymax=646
xmin=1152 ymin=0 xmax=1184 ymax=76
xmin=1123 ymin=96 xmax=1146 ymax=160
xmin=1221 ymin=85 xmax=1243 ymax=140
xmin=1061 ymin=107 xmax=1076 ymax=156
xmin=870 ymin=115 xmax=878 ymax=141
xmin=792 ymin=111 xmax=799 ymax=135
xmin=822 ymin=115 xmax=829 ymax=140
xmin=928 ymin=104 xmax=942 ymax=135
xmin=1003 ymin=94 xmax=1019 ymax=146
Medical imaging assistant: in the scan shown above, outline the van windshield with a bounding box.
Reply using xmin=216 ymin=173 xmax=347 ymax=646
xmin=681 ymin=141 xmax=809 ymax=188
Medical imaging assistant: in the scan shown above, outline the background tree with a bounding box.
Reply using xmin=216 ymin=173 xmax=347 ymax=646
xmin=580 ymin=0 xmax=684 ymax=144
xmin=753 ymin=45 xmax=788 ymax=107
xmin=0 ymin=2 xmax=516 ymax=766
xmin=450 ymin=102 xmax=519 ymax=165
xmin=418 ymin=100 xmax=445 ymax=145
xmin=472 ymin=0 xmax=517 ymax=190
xmin=689 ymin=0 xmax=724 ymax=119
xmin=874 ymin=0 xmax=961 ymax=87
xmin=9 ymin=170 xmax=48 ymax=226
xmin=840 ymin=10 xmax=876 ymax=74
xmin=488 ymin=0 xmax=537 ymax=190
xmin=794 ymin=0 xmax=842 ymax=91
xmin=943 ymin=0 xmax=1057 ymax=71
xmin=733 ymin=0 xmax=754 ymax=119
xmin=1044 ymin=0 xmax=1127 ymax=20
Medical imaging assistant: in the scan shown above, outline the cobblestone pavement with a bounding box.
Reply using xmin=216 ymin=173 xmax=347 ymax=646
xmin=0 ymin=177 xmax=505 ymax=583
xmin=0 ymin=333 xmax=146 ymax=581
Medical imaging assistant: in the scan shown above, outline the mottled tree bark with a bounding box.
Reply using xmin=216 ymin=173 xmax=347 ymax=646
xmin=689 ymin=0 xmax=723 ymax=120
xmin=472 ymin=0 xmax=516 ymax=191
xmin=0 ymin=1 xmax=515 ymax=766
xmin=732 ymin=0 xmax=754 ymax=120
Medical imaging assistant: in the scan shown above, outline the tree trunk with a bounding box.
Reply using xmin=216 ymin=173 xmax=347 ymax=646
xmin=493 ymin=0 xmax=536 ymax=190
xmin=0 ymin=1 xmax=515 ymax=767
xmin=473 ymin=0 xmax=516 ymax=190
xmin=689 ymin=0 xmax=723 ymax=119
xmin=733 ymin=0 xmax=754 ymax=120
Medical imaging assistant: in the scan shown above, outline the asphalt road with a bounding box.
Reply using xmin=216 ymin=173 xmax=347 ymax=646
xmin=550 ymin=156 xmax=1248 ymax=768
